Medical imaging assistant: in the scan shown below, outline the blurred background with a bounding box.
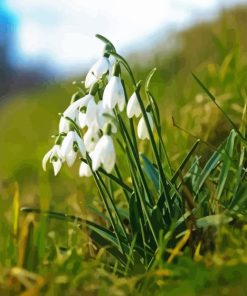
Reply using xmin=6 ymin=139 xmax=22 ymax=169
xmin=0 ymin=0 xmax=247 ymax=210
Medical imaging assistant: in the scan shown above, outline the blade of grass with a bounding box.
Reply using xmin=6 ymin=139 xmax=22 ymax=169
xmin=12 ymin=182 xmax=20 ymax=238
xmin=21 ymin=207 xmax=129 ymax=265
xmin=96 ymin=171 xmax=130 ymax=243
xmin=216 ymin=130 xmax=237 ymax=200
xmin=192 ymin=73 xmax=245 ymax=142
xmin=117 ymin=115 xmax=159 ymax=246
xmin=157 ymin=140 xmax=200 ymax=210
xmin=135 ymin=89 xmax=172 ymax=217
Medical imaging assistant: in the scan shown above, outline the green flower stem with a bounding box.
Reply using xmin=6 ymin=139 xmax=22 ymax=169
xmin=139 ymin=218 xmax=148 ymax=266
xmin=117 ymin=114 xmax=155 ymax=206
xmin=157 ymin=140 xmax=200 ymax=209
xmin=146 ymin=90 xmax=173 ymax=176
xmin=135 ymin=90 xmax=173 ymax=216
xmin=124 ymin=235 xmax=137 ymax=276
xmin=117 ymin=114 xmax=159 ymax=247
xmin=121 ymin=79 xmax=138 ymax=152
xmin=88 ymin=156 xmax=126 ymax=256
xmin=113 ymin=53 xmax=172 ymax=214
xmin=96 ymin=171 xmax=130 ymax=244
xmin=80 ymin=158 xmax=132 ymax=194
xmin=114 ymin=164 xmax=131 ymax=203
xmin=108 ymin=51 xmax=136 ymax=85
xmin=95 ymin=34 xmax=116 ymax=53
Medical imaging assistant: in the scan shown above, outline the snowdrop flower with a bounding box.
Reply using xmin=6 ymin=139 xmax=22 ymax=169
xmin=84 ymin=97 xmax=98 ymax=128
xmin=59 ymin=94 xmax=94 ymax=133
xmin=85 ymin=47 xmax=110 ymax=88
xmin=60 ymin=131 xmax=86 ymax=167
xmin=97 ymin=101 xmax=117 ymax=133
xmin=127 ymin=92 xmax=141 ymax=118
xmin=42 ymin=144 xmax=63 ymax=176
xmin=83 ymin=127 xmax=100 ymax=152
xmin=78 ymin=109 xmax=86 ymax=129
xmin=91 ymin=134 xmax=116 ymax=173
xmin=103 ymin=63 xmax=125 ymax=111
xmin=137 ymin=112 xmax=154 ymax=140
xmin=79 ymin=162 xmax=92 ymax=177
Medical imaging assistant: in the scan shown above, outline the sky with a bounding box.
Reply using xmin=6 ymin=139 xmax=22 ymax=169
xmin=3 ymin=0 xmax=247 ymax=75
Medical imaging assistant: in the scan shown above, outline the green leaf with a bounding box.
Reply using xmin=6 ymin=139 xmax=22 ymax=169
xmin=192 ymin=73 xmax=245 ymax=141
xmin=150 ymin=206 xmax=167 ymax=237
xmin=229 ymin=183 xmax=247 ymax=210
xmin=21 ymin=207 xmax=129 ymax=265
xmin=171 ymin=140 xmax=200 ymax=183
xmin=141 ymin=154 xmax=160 ymax=192
xmin=157 ymin=140 xmax=200 ymax=210
xmin=145 ymin=68 xmax=157 ymax=93
xmin=194 ymin=148 xmax=222 ymax=196
xmin=216 ymin=130 xmax=237 ymax=200
xmin=129 ymin=194 xmax=142 ymax=235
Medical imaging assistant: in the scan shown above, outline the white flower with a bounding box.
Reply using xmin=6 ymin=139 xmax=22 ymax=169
xmin=60 ymin=131 xmax=86 ymax=167
xmin=59 ymin=94 xmax=94 ymax=133
xmin=84 ymin=97 xmax=98 ymax=128
xmin=79 ymin=162 xmax=92 ymax=177
xmin=42 ymin=144 xmax=63 ymax=176
xmin=83 ymin=127 xmax=100 ymax=152
xmin=91 ymin=135 xmax=116 ymax=173
xmin=97 ymin=101 xmax=117 ymax=133
xmin=78 ymin=111 xmax=86 ymax=129
xmin=103 ymin=76 xmax=125 ymax=111
xmin=85 ymin=56 xmax=110 ymax=88
xmin=137 ymin=112 xmax=154 ymax=140
xmin=127 ymin=92 xmax=141 ymax=118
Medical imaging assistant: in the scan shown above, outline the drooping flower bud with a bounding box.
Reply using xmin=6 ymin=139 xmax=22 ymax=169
xmin=137 ymin=112 xmax=154 ymax=140
xmin=42 ymin=144 xmax=64 ymax=176
xmin=91 ymin=134 xmax=116 ymax=173
xmin=127 ymin=92 xmax=141 ymax=118
xmin=85 ymin=47 xmax=110 ymax=88
xmin=60 ymin=131 xmax=86 ymax=167
xmin=79 ymin=162 xmax=92 ymax=177
xmin=103 ymin=75 xmax=125 ymax=111
xmin=59 ymin=94 xmax=94 ymax=133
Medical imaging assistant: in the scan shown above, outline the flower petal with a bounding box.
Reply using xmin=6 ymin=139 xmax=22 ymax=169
xmin=85 ymin=72 xmax=97 ymax=89
xmin=84 ymin=128 xmax=99 ymax=152
xmin=52 ymin=159 xmax=62 ymax=176
xmin=137 ymin=113 xmax=153 ymax=140
xmin=75 ymin=133 xmax=86 ymax=157
xmin=65 ymin=149 xmax=77 ymax=167
xmin=103 ymin=77 xmax=118 ymax=110
xmin=127 ymin=92 xmax=141 ymax=118
xmin=85 ymin=98 xmax=98 ymax=128
xmin=85 ymin=57 xmax=109 ymax=88
xmin=91 ymin=149 xmax=101 ymax=172
xmin=79 ymin=162 xmax=92 ymax=177
xmin=42 ymin=148 xmax=53 ymax=171
xmin=60 ymin=131 xmax=75 ymax=158
xmin=78 ymin=112 xmax=86 ymax=129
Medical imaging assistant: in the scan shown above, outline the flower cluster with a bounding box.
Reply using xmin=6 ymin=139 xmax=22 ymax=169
xmin=43 ymin=39 xmax=154 ymax=176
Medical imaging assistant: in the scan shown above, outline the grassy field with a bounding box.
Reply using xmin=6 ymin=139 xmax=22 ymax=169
xmin=0 ymin=6 xmax=247 ymax=296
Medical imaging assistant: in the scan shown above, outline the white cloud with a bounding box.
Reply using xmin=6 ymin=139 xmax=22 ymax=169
xmin=5 ymin=0 xmax=246 ymax=74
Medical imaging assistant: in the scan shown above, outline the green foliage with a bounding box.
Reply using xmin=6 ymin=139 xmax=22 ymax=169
xmin=0 ymin=6 xmax=247 ymax=296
